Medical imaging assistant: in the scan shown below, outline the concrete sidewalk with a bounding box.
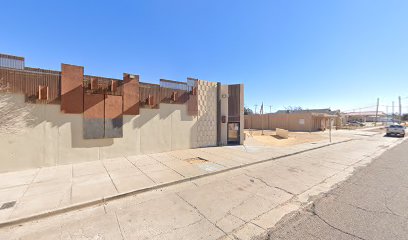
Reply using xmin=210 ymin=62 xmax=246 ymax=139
xmin=0 ymin=134 xmax=351 ymax=226
xmin=0 ymin=130 xmax=405 ymax=239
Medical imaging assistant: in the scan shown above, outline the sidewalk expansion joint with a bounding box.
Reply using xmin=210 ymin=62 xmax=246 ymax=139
xmin=0 ymin=139 xmax=353 ymax=228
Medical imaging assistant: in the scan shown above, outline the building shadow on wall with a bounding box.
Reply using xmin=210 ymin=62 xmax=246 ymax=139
xmin=45 ymin=106 xmax=114 ymax=148
xmin=131 ymin=103 xmax=199 ymax=151
xmin=6 ymin=93 xmax=115 ymax=148
xmin=8 ymin=93 xmax=202 ymax=150
xmin=133 ymin=103 xmax=195 ymax=129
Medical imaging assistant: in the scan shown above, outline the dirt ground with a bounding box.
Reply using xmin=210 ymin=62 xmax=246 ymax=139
xmin=244 ymin=129 xmax=327 ymax=147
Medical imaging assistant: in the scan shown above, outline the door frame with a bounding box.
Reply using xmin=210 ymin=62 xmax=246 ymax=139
xmin=227 ymin=122 xmax=240 ymax=145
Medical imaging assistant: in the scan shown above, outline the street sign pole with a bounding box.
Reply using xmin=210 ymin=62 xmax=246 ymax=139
xmin=329 ymin=118 xmax=332 ymax=143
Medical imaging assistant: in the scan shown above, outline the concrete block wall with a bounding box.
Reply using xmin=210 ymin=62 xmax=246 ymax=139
xmin=196 ymin=80 xmax=218 ymax=147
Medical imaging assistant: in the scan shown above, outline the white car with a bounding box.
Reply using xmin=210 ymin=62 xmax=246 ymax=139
xmin=386 ymin=124 xmax=406 ymax=137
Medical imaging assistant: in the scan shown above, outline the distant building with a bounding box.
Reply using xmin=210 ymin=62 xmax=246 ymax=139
xmin=244 ymin=108 xmax=341 ymax=132
xmin=345 ymin=111 xmax=386 ymax=122
xmin=275 ymin=108 xmax=339 ymax=115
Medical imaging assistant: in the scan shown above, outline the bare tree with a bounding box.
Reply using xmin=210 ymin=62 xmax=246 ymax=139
xmin=244 ymin=107 xmax=254 ymax=115
xmin=285 ymin=106 xmax=303 ymax=111
xmin=0 ymin=81 xmax=35 ymax=135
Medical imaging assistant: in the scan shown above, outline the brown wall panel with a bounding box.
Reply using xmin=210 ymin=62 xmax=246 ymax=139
xmin=61 ymin=64 xmax=84 ymax=113
xmin=0 ymin=68 xmax=60 ymax=104
xmin=187 ymin=94 xmax=198 ymax=116
xmin=139 ymin=82 xmax=160 ymax=108
xmin=123 ymin=73 xmax=139 ymax=115
xmin=228 ymin=84 xmax=241 ymax=122
xmin=83 ymin=93 xmax=105 ymax=139
xmin=159 ymin=79 xmax=189 ymax=104
xmin=105 ymin=95 xmax=123 ymax=138
xmin=105 ymin=95 xmax=123 ymax=119
xmin=38 ymin=85 xmax=48 ymax=100
xmin=84 ymin=93 xmax=104 ymax=118
xmin=186 ymin=78 xmax=198 ymax=116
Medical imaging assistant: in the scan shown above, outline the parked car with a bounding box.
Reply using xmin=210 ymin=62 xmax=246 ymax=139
xmin=386 ymin=124 xmax=406 ymax=137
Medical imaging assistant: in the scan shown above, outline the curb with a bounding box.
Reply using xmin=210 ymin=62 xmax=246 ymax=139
xmin=0 ymin=139 xmax=353 ymax=228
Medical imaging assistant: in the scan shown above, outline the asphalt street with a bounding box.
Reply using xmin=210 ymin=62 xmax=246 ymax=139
xmin=265 ymin=138 xmax=408 ymax=240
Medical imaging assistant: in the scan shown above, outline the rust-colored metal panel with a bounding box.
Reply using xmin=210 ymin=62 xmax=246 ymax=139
xmin=111 ymin=80 xmax=118 ymax=92
xmin=228 ymin=84 xmax=241 ymax=122
xmin=104 ymin=95 xmax=122 ymax=119
xmin=83 ymin=93 xmax=105 ymax=139
xmin=90 ymin=78 xmax=98 ymax=90
xmin=123 ymin=73 xmax=139 ymax=115
xmin=84 ymin=93 xmax=104 ymax=119
xmin=159 ymin=79 xmax=189 ymax=104
xmin=61 ymin=64 xmax=84 ymax=113
xmin=187 ymin=95 xmax=198 ymax=116
xmin=84 ymin=75 xmax=122 ymax=95
xmin=0 ymin=67 xmax=60 ymax=104
xmin=186 ymin=78 xmax=198 ymax=116
xmin=38 ymin=85 xmax=48 ymax=100
xmin=139 ymin=82 xmax=160 ymax=109
xmin=105 ymin=95 xmax=123 ymax=138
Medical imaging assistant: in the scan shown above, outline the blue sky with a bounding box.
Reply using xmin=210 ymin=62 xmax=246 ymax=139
xmin=1 ymin=0 xmax=407 ymax=113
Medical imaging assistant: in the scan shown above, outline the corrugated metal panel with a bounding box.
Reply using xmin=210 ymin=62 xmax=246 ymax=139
xmin=0 ymin=54 xmax=24 ymax=70
xmin=139 ymin=82 xmax=160 ymax=108
xmin=0 ymin=67 xmax=60 ymax=104
xmin=84 ymin=75 xmax=122 ymax=96
xmin=186 ymin=78 xmax=198 ymax=116
xmin=160 ymin=79 xmax=189 ymax=104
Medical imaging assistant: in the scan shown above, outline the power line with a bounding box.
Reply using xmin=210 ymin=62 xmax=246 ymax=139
xmin=343 ymin=105 xmax=377 ymax=113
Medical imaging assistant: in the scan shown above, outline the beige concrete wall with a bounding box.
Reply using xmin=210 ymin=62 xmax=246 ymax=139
xmin=0 ymin=80 xmax=244 ymax=172
xmin=220 ymin=85 xmax=229 ymax=145
xmin=239 ymin=84 xmax=245 ymax=144
xmin=244 ymin=113 xmax=315 ymax=132
xmin=0 ymin=93 xmax=200 ymax=172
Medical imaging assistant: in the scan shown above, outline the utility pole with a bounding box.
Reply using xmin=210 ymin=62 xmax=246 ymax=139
xmin=375 ymin=98 xmax=379 ymax=126
xmin=329 ymin=118 xmax=332 ymax=143
xmin=392 ymin=101 xmax=395 ymax=123
xmin=399 ymin=96 xmax=402 ymax=123
xmin=254 ymin=105 xmax=258 ymax=115
xmin=268 ymin=105 xmax=272 ymax=130
xmin=260 ymin=102 xmax=264 ymax=135
xmin=359 ymin=108 xmax=362 ymax=122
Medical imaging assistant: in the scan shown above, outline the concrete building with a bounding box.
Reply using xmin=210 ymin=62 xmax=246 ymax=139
xmin=244 ymin=109 xmax=341 ymax=132
xmin=0 ymin=54 xmax=244 ymax=172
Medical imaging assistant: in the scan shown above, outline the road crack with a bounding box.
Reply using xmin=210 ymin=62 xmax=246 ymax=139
xmin=308 ymin=203 xmax=368 ymax=240
xmin=244 ymin=173 xmax=295 ymax=196
xmin=176 ymin=193 xmax=229 ymax=237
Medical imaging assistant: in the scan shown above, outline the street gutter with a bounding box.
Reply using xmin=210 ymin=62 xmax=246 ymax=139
xmin=0 ymin=139 xmax=353 ymax=228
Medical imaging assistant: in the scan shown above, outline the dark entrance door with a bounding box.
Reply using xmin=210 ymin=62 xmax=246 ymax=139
xmin=227 ymin=122 xmax=240 ymax=144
